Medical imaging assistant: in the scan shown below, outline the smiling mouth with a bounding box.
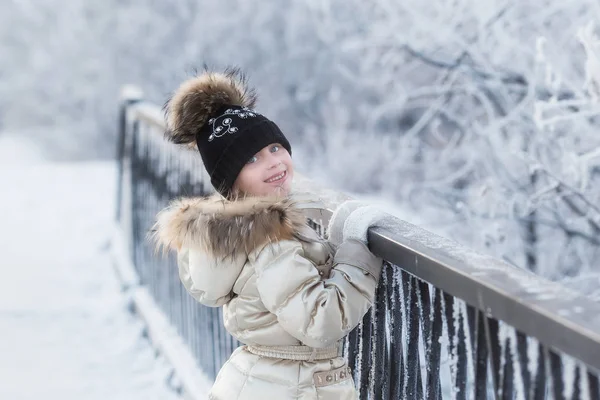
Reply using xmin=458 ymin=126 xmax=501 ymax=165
xmin=265 ymin=170 xmax=287 ymax=183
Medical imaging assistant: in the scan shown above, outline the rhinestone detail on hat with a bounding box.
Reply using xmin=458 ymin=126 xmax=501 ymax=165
xmin=207 ymin=107 xmax=258 ymax=142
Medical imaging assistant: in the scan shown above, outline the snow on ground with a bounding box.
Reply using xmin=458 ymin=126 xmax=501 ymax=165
xmin=0 ymin=134 xmax=49 ymax=164
xmin=0 ymin=134 xmax=182 ymax=400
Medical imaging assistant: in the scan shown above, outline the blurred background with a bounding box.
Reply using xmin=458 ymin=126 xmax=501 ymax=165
xmin=2 ymin=0 xmax=600 ymax=296
xmin=2 ymin=1 xmax=600 ymax=398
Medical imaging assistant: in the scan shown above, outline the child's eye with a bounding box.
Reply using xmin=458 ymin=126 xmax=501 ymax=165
xmin=247 ymin=156 xmax=258 ymax=164
xmin=270 ymin=145 xmax=280 ymax=153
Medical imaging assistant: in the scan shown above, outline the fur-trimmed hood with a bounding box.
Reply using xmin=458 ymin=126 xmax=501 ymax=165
xmin=152 ymin=195 xmax=308 ymax=259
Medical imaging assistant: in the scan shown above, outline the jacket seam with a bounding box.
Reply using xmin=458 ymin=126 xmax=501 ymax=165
xmin=235 ymin=270 xmax=256 ymax=330
xmin=296 ymin=361 xmax=301 ymax=399
xmin=237 ymin=357 xmax=260 ymax=397
xmin=230 ymin=356 xmax=293 ymax=386
xmin=333 ymin=260 xmax=380 ymax=281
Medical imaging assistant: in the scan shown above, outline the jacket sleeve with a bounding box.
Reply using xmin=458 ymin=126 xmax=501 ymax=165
xmin=253 ymin=239 xmax=383 ymax=348
xmin=177 ymin=247 xmax=246 ymax=307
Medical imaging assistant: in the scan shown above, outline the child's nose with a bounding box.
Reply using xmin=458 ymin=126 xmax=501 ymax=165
xmin=267 ymin=154 xmax=280 ymax=169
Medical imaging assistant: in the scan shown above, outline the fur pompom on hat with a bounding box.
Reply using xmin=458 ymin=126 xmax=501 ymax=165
xmin=165 ymin=68 xmax=257 ymax=148
xmin=163 ymin=67 xmax=291 ymax=197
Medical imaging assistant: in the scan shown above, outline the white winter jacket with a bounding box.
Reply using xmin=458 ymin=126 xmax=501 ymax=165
xmin=154 ymin=194 xmax=383 ymax=399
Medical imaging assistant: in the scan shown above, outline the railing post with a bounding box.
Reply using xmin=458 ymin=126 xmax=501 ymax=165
xmin=116 ymin=85 xmax=144 ymax=222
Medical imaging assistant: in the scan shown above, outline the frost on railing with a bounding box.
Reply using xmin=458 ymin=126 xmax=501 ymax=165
xmin=116 ymin=94 xmax=600 ymax=399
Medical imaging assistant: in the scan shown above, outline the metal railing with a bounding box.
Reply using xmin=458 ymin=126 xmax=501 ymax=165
xmin=115 ymin=89 xmax=600 ymax=400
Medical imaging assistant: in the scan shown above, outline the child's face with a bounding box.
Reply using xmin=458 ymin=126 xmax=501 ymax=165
xmin=233 ymin=143 xmax=294 ymax=197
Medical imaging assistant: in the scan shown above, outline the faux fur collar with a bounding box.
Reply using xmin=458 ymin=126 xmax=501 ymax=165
xmin=152 ymin=194 xmax=308 ymax=259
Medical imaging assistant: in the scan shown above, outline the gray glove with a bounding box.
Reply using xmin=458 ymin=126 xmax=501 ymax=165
xmin=327 ymin=200 xmax=369 ymax=246
xmin=328 ymin=200 xmax=390 ymax=246
xmin=342 ymin=205 xmax=390 ymax=245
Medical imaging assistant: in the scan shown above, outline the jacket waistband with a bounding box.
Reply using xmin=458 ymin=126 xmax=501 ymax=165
xmin=245 ymin=343 xmax=340 ymax=361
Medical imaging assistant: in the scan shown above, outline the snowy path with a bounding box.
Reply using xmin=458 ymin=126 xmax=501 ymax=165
xmin=0 ymin=136 xmax=181 ymax=399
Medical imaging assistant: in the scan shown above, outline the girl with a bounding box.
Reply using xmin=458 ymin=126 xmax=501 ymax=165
xmin=154 ymin=68 xmax=387 ymax=399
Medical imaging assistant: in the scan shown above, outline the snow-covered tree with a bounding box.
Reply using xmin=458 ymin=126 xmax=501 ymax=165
xmin=2 ymin=0 xmax=599 ymax=295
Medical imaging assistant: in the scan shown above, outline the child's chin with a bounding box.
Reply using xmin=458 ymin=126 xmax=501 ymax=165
xmin=270 ymin=185 xmax=290 ymax=196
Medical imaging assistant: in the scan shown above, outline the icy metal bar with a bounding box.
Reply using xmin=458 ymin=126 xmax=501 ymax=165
xmin=388 ymin=268 xmax=405 ymax=400
xmin=589 ymin=372 xmax=600 ymax=400
xmin=444 ymin=292 xmax=468 ymax=400
xmin=549 ymin=351 xmax=565 ymax=400
xmin=533 ymin=343 xmax=548 ymax=400
xmin=501 ymin=339 xmax=514 ymax=400
xmin=426 ymin=287 xmax=444 ymax=400
xmin=367 ymin=220 xmax=600 ymax=373
xmin=473 ymin=310 xmax=489 ymax=399
xmin=515 ymin=331 xmax=532 ymax=397
xmin=403 ymin=274 xmax=423 ymax=399
xmin=419 ymin=282 xmax=443 ymax=400
xmin=358 ymin=310 xmax=373 ymax=400
xmin=372 ymin=267 xmax=391 ymax=399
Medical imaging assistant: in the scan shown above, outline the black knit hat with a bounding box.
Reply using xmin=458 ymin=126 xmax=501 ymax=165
xmin=164 ymin=68 xmax=292 ymax=197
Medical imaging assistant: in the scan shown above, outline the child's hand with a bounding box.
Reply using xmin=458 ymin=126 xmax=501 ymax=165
xmin=327 ymin=200 xmax=369 ymax=246
xmin=342 ymin=205 xmax=390 ymax=246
